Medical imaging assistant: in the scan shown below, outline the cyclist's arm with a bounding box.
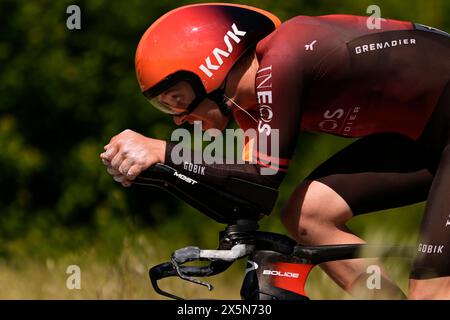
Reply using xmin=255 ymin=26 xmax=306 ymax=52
xmin=164 ymin=142 xmax=285 ymax=189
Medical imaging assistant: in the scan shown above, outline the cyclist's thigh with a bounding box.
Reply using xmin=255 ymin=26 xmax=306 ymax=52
xmin=306 ymin=133 xmax=434 ymax=216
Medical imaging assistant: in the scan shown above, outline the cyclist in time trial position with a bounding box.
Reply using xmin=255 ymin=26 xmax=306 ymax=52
xmin=100 ymin=3 xmax=450 ymax=299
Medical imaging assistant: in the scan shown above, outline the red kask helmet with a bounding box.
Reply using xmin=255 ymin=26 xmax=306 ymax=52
xmin=135 ymin=3 xmax=281 ymax=115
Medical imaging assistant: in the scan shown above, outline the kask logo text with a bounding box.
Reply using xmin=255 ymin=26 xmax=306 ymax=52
xmin=199 ymin=24 xmax=247 ymax=78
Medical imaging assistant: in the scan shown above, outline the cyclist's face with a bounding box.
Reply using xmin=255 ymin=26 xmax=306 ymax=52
xmin=156 ymin=81 xmax=229 ymax=131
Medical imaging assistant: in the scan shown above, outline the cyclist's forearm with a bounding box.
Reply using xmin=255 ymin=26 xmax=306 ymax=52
xmin=164 ymin=141 xmax=285 ymax=189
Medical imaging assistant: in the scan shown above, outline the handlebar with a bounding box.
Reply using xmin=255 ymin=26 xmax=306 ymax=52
xmin=149 ymin=245 xmax=248 ymax=300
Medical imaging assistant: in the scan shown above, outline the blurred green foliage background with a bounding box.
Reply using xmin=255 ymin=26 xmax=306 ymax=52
xmin=0 ymin=0 xmax=448 ymax=299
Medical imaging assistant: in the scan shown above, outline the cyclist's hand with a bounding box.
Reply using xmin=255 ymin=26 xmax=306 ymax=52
xmin=101 ymin=159 xmax=133 ymax=187
xmin=100 ymin=129 xmax=166 ymax=187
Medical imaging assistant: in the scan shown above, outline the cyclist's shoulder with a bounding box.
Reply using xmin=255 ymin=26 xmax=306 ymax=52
xmin=257 ymin=14 xmax=414 ymax=59
xmin=255 ymin=15 xmax=349 ymax=66
xmin=257 ymin=15 xmax=350 ymax=52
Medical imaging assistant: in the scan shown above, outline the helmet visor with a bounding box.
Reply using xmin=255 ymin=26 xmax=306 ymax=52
xmin=148 ymin=93 xmax=194 ymax=116
xmin=143 ymin=71 xmax=207 ymax=116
